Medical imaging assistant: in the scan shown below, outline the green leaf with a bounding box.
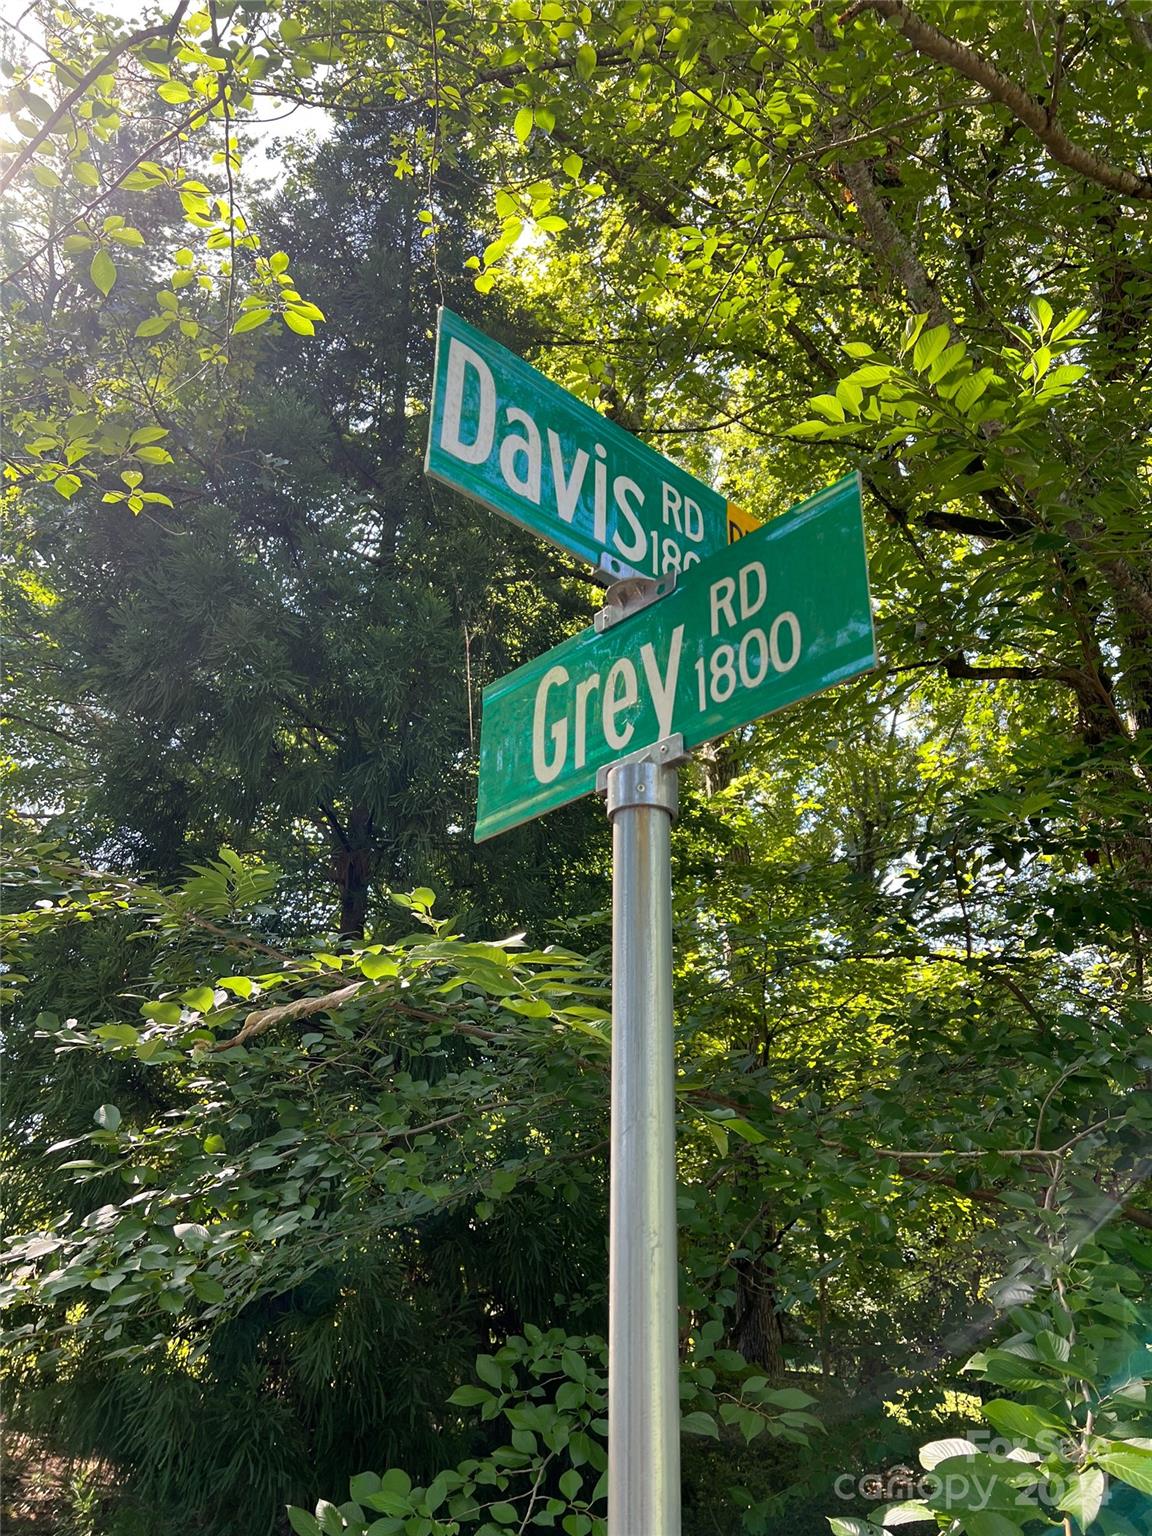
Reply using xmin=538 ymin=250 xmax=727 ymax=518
xmin=1097 ymin=1446 xmax=1152 ymax=1494
xmin=190 ymin=1273 xmax=226 ymax=1304
xmin=1029 ymin=296 xmax=1054 ymax=334
xmin=142 ymin=1001 xmax=182 ymax=1025
xmin=514 ymin=107 xmax=534 ymax=143
xmin=53 ymin=473 xmax=82 ymax=499
xmin=561 ymin=1348 xmax=587 ymax=1382
xmin=555 ymin=1380 xmax=584 ymax=1410
xmin=90 ymin=248 xmax=116 ymax=296
xmin=786 ymin=420 xmax=832 ymax=439
xmin=232 ymin=309 xmax=270 ymax=334
xmin=180 ymin=986 xmax=216 ymax=1014
xmin=360 ymin=955 xmax=398 ymax=980
xmin=563 ymin=153 xmax=583 ymax=178
xmin=681 ymin=1410 xmax=719 ymax=1438
xmin=1050 ymin=306 xmax=1089 ymax=342
xmin=94 ymin=1103 xmax=121 ymax=1131
xmin=316 ymin=1500 xmax=345 ymax=1536
xmin=287 ymin=1508 xmax=321 ymax=1536
xmin=725 ymin=1117 xmax=767 ymax=1144
xmin=704 ymin=1120 xmax=729 ymax=1154
xmin=475 ymin=1354 xmax=502 ymax=1389
xmin=761 ymin=1387 xmax=816 ymax=1410
xmin=962 ymin=1517 xmax=1026 ymax=1536
xmin=505 ymin=997 xmax=551 ymax=1017
xmin=844 ymin=364 xmax=893 ymax=386
xmin=447 ymin=1385 xmax=491 ymax=1406
xmin=981 ymin=1399 xmax=1066 ymax=1446
xmin=349 ymin=1473 xmax=381 ymax=1502
xmin=283 ymin=311 xmax=315 ymax=336
xmin=575 ymin=43 xmax=597 ymax=79
xmin=809 ymin=394 xmax=846 ymax=422
xmin=94 ymin=1024 xmax=139 ymax=1046
xmin=912 ymin=323 xmax=950 ymax=373
xmin=135 ymin=316 xmax=172 ymax=338
xmin=157 ymin=81 xmax=191 ymax=103
xmin=1058 ymin=1467 xmax=1106 ymax=1531
xmin=878 ymin=1502 xmax=935 ymax=1526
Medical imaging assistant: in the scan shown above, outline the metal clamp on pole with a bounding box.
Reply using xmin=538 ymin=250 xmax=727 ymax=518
xmin=594 ymin=571 xmax=677 ymax=634
xmin=604 ymin=746 xmax=682 ymax=1536
xmin=595 ymin=734 xmax=688 ymax=796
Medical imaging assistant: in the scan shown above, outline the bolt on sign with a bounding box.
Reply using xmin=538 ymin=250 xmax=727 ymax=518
xmin=475 ymin=474 xmax=875 ymax=841
xmin=424 ymin=307 xmax=759 ymax=581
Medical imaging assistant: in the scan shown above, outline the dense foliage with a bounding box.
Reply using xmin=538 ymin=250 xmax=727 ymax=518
xmin=3 ymin=3 xmax=1151 ymax=1535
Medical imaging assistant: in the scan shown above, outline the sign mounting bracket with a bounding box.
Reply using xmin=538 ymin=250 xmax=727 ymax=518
xmin=594 ymin=572 xmax=677 ymax=634
xmin=595 ymin=733 xmax=689 ymax=795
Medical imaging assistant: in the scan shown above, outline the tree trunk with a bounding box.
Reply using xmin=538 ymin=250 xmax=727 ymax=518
xmin=732 ymin=1252 xmax=786 ymax=1381
xmin=333 ymin=804 xmax=376 ymax=938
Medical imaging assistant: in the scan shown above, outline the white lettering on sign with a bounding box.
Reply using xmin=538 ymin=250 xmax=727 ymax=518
xmin=603 ymin=658 xmax=638 ymax=750
xmin=532 ymin=665 xmax=569 ymax=784
xmin=641 ymin=630 xmax=682 ymax=740
xmin=526 ymin=588 xmax=806 ymax=788
xmin=694 ymin=613 xmax=801 ymax=709
xmin=527 ymin=625 xmax=687 ymax=786
xmin=660 ymin=484 xmax=704 ymax=542
xmin=548 ymin=429 xmax=588 ymax=524
xmin=499 ymin=407 xmax=542 ymax=503
xmin=438 ymin=338 xmax=708 ymax=576
xmin=440 ymin=339 xmax=495 ymax=464
xmin=709 ymin=560 xmax=767 ymax=635
xmin=613 ymin=477 xmax=647 ymax=564
xmin=769 ymin=611 xmax=801 ymax=672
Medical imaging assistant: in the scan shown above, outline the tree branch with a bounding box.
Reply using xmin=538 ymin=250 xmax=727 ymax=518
xmin=211 ymin=981 xmax=365 ymax=1050
xmin=836 ymin=157 xmax=957 ymax=334
xmin=922 ymin=509 xmax=1018 ymax=539
xmin=942 ymin=653 xmax=1080 ymax=685
xmin=0 ymin=2 xmax=190 ymax=199
xmin=841 ymin=0 xmax=1152 ymax=202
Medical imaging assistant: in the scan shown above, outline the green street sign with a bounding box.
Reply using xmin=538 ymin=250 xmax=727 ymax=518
xmin=476 ymin=474 xmax=875 ymax=841
xmin=425 ymin=307 xmax=758 ymax=582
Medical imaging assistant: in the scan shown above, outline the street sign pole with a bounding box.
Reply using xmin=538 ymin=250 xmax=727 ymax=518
xmin=426 ymin=318 xmax=876 ymax=1536
xmin=605 ymin=751 xmax=682 ymax=1536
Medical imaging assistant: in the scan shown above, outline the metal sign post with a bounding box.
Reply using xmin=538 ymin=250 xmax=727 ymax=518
xmin=604 ymin=750 xmax=683 ymax=1536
